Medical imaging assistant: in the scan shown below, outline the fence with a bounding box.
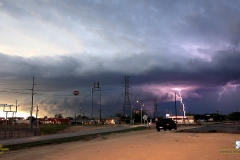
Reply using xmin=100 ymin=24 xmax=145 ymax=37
xmin=0 ymin=124 xmax=40 ymax=140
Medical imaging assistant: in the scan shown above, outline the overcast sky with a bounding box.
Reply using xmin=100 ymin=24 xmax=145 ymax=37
xmin=0 ymin=0 xmax=240 ymax=118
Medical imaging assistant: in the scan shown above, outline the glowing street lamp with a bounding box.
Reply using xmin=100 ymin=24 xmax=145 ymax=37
xmin=131 ymin=100 xmax=138 ymax=125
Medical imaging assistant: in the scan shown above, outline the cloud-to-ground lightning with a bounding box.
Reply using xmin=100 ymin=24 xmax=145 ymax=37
xmin=173 ymin=88 xmax=186 ymax=118
xmin=178 ymin=90 xmax=186 ymax=118
xmin=231 ymin=85 xmax=237 ymax=91
xmin=218 ymin=87 xmax=227 ymax=102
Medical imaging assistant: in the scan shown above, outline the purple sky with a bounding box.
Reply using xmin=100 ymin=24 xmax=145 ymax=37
xmin=0 ymin=0 xmax=240 ymax=118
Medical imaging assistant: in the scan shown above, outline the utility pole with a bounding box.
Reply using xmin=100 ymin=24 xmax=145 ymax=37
xmin=15 ymin=100 xmax=19 ymax=122
xmin=73 ymin=90 xmax=79 ymax=124
xmin=30 ymin=76 xmax=36 ymax=131
xmin=15 ymin=100 xmax=19 ymax=112
xmin=154 ymin=98 xmax=158 ymax=118
xmin=75 ymin=106 xmax=77 ymax=125
xmin=122 ymin=76 xmax=131 ymax=116
xmin=141 ymin=104 xmax=144 ymax=125
xmin=91 ymin=88 xmax=93 ymax=118
xmin=91 ymin=82 xmax=101 ymax=123
xmin=175 ymin=93 xmax=177 ymax=123
xmin=100 ymin=87 xmax=101 ymax=123
xmin=79 ymin=103 xmax=82 ymax=117
xmin=35 ymin=106 xmax=39 ymax=135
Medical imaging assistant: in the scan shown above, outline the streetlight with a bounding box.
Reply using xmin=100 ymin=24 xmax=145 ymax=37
xmin=141 ymin=104 xmax=144 ymax=125
xmin=175 ymin=93 xmax=177 ymax=123
xmin=131 ymin=100 xmax=138 ymax=125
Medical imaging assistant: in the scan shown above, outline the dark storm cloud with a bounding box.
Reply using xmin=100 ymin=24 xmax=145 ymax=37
xmin=1 ymin=0 xmax=240 ymax=117
xmin=186 ymin=48 xmax=240 ymax=86
xmin=1 ymin=46 xmax=240 ymax=113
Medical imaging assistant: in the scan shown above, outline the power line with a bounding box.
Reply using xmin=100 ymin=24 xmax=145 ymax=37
xmin=154 ymin=98 xmax=158 ymax=118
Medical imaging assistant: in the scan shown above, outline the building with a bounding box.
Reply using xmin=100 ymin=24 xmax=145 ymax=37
xmin=167 ymin=115 xmax=195 ymax=124
xmin=94 ymin=117 xmax=120 ymax=124
xmin=39 ymin=118 xmax=70 ymax=124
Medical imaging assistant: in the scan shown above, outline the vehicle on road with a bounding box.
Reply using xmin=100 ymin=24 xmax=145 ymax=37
xmin=155 ymin=118 xmax=177 ymax=132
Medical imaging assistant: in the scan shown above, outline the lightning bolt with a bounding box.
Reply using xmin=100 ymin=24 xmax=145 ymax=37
xmin=218 ymin=87 xmax=227 ymax=102
xmin=231 ymin=85 xmax=237 ymax=91
xmin=178 ymin=90 xmax=186 ymax=117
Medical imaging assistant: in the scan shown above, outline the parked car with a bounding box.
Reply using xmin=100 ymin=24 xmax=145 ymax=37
xmin=155 ymin=118 xmax=177 ymax=132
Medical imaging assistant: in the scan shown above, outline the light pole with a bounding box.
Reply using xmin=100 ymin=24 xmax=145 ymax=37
xmin=175 ymin=93 xmax=177 ymax=123
xmin=75 ymin=106 xmax=77 ymax=125
xmin=91 ymin=82 xmax=101 ymax=123
xmin=73 ymin=90 xmax=79 ymax=124
xmin=131 ymin=101 xmax=138 ymax=125
xmin=141 ymin=104 xmax=144 ymax=125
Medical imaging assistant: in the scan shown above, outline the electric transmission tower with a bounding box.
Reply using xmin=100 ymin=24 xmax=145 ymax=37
xmin=122 ymin=76 xmax=131 ymax=116
xmin=153 ymin=98 xmax=158 ymax=118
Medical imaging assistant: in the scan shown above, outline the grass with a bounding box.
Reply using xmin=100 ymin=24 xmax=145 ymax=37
xmin=4 ymin=126 xmax=147 ymax=151
xmin=40 ymin=124 xmax=71 ymax=135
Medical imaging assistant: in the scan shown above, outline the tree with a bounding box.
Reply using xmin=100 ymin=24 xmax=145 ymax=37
xmin=115 ymin=113 xmax=122 ymax=117
xmin=55 ymin=113 xmax=63 ymax=118
xmin=228 ymin=112 xmax=240 ymax=120
xmin=27 ymin=116 xmax=36 ymax=123
xmin=186 ymin=113 xmax=194 ymax=116
xmin=77 ymin=115 xmax=81 ymax=119
xmin=211 ymin=113 xmax=220 ymax=121
xmin=81 ymin=115 xmax=88 ymax=121
xmin=194 ymin=114 xmax=205 ymax=120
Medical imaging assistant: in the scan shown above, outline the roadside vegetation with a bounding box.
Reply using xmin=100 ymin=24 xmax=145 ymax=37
xmin=40 ymin=124 xmax=71 ymax=135
xmin=5 ymin=126 xmax=147 ymax=151
xmin=185 ymin=112 xmax=240 ymax=121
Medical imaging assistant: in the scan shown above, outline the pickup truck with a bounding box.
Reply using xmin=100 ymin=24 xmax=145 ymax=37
xmin=155 ymin=118 xmax=177 ymax=132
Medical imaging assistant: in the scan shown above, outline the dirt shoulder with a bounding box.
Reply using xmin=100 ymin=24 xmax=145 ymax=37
xmin=1 ymin=124 xmax=240 ymax=160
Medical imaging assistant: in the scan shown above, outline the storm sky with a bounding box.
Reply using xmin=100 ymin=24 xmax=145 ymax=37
xmin=0 ymin=0 xmax=240 ymax=118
